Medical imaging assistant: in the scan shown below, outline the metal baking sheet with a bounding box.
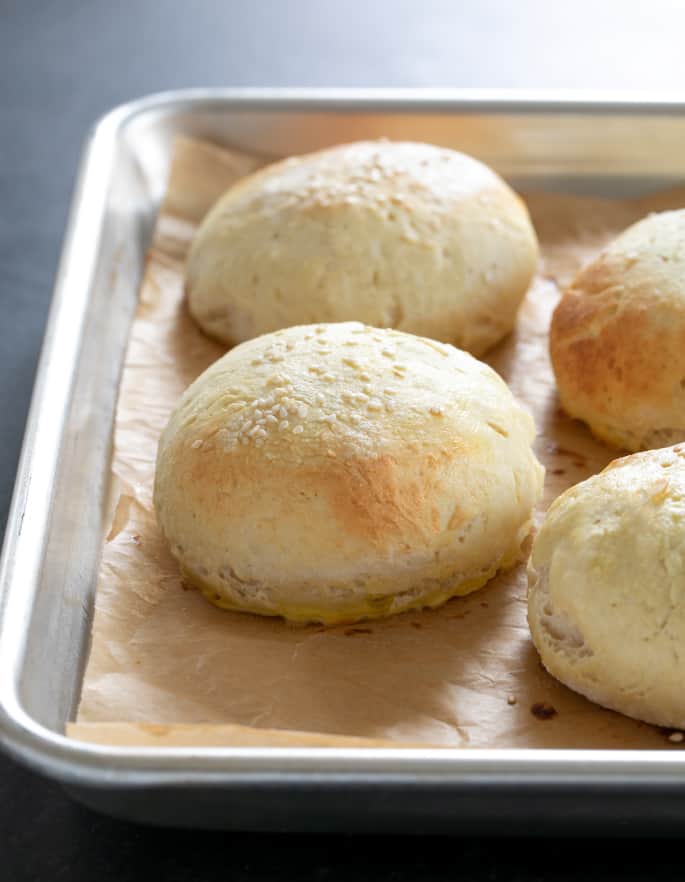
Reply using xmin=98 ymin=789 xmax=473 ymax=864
xmin=2 ymin=89 xmax=685 ymax=833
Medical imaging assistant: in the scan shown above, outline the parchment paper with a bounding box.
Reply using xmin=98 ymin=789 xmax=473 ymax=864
xmin=72 ymin=136 xmax=685 ymax=749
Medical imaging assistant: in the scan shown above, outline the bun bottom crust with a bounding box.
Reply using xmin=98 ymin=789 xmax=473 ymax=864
xmin=180 ymin=523 xmax=533 ymax=626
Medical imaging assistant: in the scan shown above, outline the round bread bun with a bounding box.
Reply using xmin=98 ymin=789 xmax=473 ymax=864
xmin=154 ymin=322 xmax=544 ymax=625
xmin=550 ymin=209 xmax=685 ymax=451
xmin=528 ymin=444 xmax=685 ymax=729
xmin=186 ymin=140 xmax=538 ymax=356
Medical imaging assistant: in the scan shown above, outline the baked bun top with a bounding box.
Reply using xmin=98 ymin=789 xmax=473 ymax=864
xmin=186 ymin=140 xmax=538 ymax=356
xmin=154 ymin=322 xmax=543 ymax=624
xmin=550 ymin=208 xmax=685 ymax=451
xmin=528 ymin=444 xmax=685 ymax=728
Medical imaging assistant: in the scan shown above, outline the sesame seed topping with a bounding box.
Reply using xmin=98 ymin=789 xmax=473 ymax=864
xmin=429 ymin=405 xmax=444 ymax=416
xmin=315 ymin=326 xmax=326 ymax=334
xmin=384 ymin=388 xmax=397 ymax=396
xmin=669 ymin=732 xmax=684 ymax=743
xmin=278 ymin=420 xmax=289 ymax=431
xmin=251 ymin=358 xmax=263 ymax=366
xmin=293 ymin=425 xmax=304 ymax=434
xmin=342 ymin=357 xmax=359 ymax=368
xmin=248 ymin=425 xmax=262 ymax=437
xmin=381 ymin=348 xmax=396 ymax=359
xmin=354 ymin=392 xmax=369 ymax=404
xmin=253 ymin=409 xmax=263 ymax=419
xmin=265 ymin=414 xmax=278 ymax=424
xmin=191 ymin=439 xmax=203 ymax=449
xmin=278 ymin=405 xmax=288 ymax=419
xmin=367 ymin=399 xmax=383 ymax=412
xmin=297 ymin=404 xmax=308 ymax=418
xmin=315 ymin=392 xmax=325 ymax=406
xmin=348 ymin=413 xmax=361 ymax=425
xmin=322 ymin=372 xmax=335 ymax=382
xmin=359 ymin=372 xmax=371 ymax=382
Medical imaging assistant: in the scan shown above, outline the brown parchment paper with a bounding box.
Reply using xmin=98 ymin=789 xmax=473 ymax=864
xmin=71 ymin=136 xmax=685 ymax=750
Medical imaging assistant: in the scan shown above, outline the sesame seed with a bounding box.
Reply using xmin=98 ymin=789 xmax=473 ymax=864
xmin=251 ymin=358 xmax=263 ymax=366
xmin=278 ymin=406 xmax=288 ymax=419
xmin=342 ymin=357 xmax=359 ymax=368
xmin=315 ymin=393 xmax=325 ymax=406
xmin=191 ymin=439 xmax=203 ymax=449
xmin=242 ymin=420 xmax=253 ymax=433
xmin=367 ymin=399 xmax=383 ymax=412
xmin=269 ymin=354 xmax=284 ymax=363
xmin=297 ymin=404 xmax=308 ymax=418
xmin=429 ymin=405 xmax=444 ymax=416
xmin=266 ymin=414 xmax=278 ymax=424
xmin=253 ymin=409 xmax=263 ymax=419
xmin=315 ymin=326 xmax=326 ymax=334
xmin=354 ymin=392 xmax=369 ymax=404
xmin=384 ymin=388 xmax=397 ymax=396
xmin=381 ymin=348 xmax=396 ymax=359
xmin=359 ymin=372 xmax=371 ymax=382
xmin=248 ymin=425 xmax=261 ymax=437
xmin=278 ymin=420 xmax=289 ymax=431
xmin=293 ymin=425 xmax=304 ymax=434
xmin=322 ymin=372 xmax=335 ymax=382
xmin=669 ymin=732 xmax=684 ymax=743
xmin=349 ymin=413 xmax=361 ymax=425
xmin=507 ymin=695 xmax=517 ymax=706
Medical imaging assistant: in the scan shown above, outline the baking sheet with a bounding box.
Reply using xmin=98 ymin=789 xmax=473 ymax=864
xmin=73 ymin=136 xmax=685 ymax=749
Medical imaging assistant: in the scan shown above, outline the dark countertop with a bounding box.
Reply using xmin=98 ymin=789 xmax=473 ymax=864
xmin=2 ymin=2 xmax=685 ymax=878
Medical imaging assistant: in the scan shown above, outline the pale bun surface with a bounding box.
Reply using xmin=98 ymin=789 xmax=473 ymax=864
xmin=550 ymin=209 xmax=685 ymax=451
xmin=154 ymin=322 xmax=544 ymax=624
xmin=186 ymin=140 xmax=538 ymax=356
xmin=528 ymin=444 xmax=685 ymax=728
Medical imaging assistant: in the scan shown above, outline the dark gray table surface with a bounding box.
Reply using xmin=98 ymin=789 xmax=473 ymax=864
xmin=2 ymin=1 xmax=685 ymax=878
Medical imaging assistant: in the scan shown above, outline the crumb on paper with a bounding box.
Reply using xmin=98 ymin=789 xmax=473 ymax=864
xmin=507 ymin=695 xmax=517 ymax=706
xmin=531 ymin=702 xmax=558 ymax=720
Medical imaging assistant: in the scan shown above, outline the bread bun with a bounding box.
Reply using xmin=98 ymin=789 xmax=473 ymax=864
xmin=550 ymin=209 xmax=685 ymax=451
xmin=154 ymin=322 xmax=544 ymax=624
xmin=528 ymin=444 xmax=685 ymax=728
xmin=186 ymin=140 xmax=538 ymax=356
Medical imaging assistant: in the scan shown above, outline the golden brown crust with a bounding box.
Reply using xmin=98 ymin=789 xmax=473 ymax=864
xmin=550 ymin=210 xmax=685 ymax=451
xmin=154 ymin=322 xmax=544 ymax=623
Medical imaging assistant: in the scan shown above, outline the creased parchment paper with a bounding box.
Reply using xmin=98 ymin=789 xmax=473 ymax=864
xmin=70 ymin=137 xmax=685 ymax=750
